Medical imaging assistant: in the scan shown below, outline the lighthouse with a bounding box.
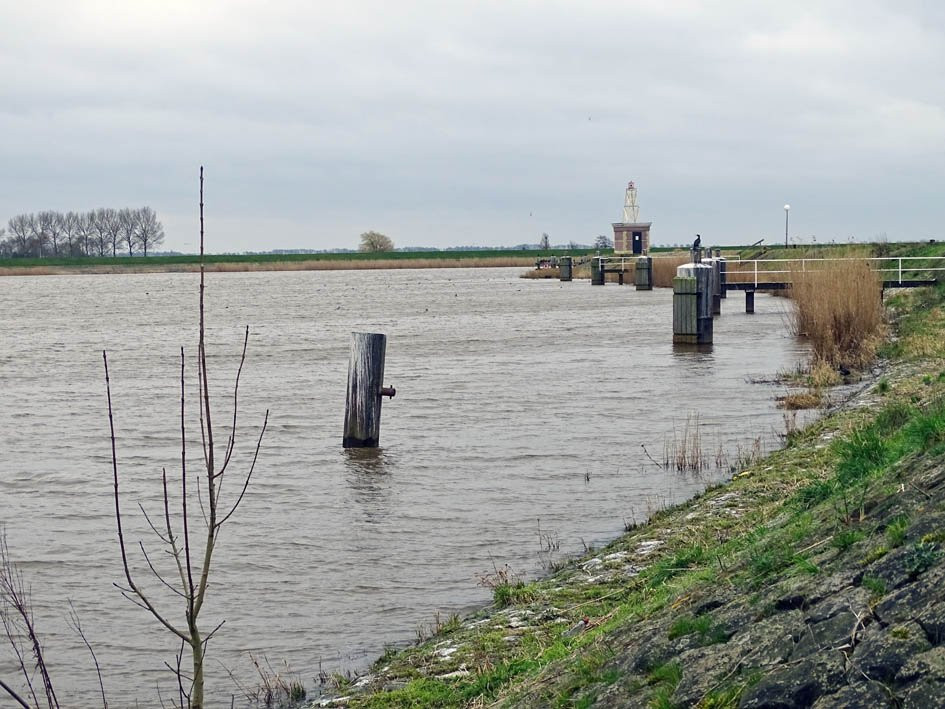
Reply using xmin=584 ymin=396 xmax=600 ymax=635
xmin=612 ymin=180 xmax=652 ymax=255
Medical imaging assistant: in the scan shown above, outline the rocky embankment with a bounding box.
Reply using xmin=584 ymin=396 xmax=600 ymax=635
xmin=311 ymin=289 xmax=945 ymax=708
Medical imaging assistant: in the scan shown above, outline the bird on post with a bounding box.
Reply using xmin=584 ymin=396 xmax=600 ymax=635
xmin=693 ymin=234 xmax=701 ymax=251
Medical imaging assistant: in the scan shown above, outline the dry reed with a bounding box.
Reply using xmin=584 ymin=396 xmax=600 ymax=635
xmin=0 ymin=256 xmax=537 ymax=277
xmin=651 ymin=253 xmax=690 ymax=288
xmin=788 ymin=259 xmax=885 ymax=369
xmin=662 ymin=413 xmax=707 ymax=473
xmin=520 ymin=267 xmax=561 ymax=279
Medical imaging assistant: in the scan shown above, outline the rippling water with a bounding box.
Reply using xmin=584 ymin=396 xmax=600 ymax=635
xmin=0 ymin=267 xmax=806 ymax=705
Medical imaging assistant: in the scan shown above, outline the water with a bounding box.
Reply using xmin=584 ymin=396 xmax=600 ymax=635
xmin=0 ymin=268 xmax=806 ymax=705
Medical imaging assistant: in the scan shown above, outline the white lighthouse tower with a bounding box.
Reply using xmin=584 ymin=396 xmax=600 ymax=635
xmin=612 ymin=180 xmax=652 ymax=255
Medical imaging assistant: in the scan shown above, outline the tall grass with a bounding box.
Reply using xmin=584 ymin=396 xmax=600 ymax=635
xmin=651 ymin=253 xmax=690 ymax=288
xmin=789 ymin=259 xmax=885 ymax=369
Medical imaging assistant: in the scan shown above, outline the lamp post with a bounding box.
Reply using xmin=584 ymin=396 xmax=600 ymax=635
xmin=783 ymin=204 xmax=790 ymax=248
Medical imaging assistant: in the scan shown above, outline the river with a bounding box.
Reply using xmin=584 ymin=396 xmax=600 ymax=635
xmin=0 ymin=267 xmax=807 ymax=705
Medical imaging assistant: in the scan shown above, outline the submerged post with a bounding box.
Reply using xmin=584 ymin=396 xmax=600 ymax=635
xmin=559 ymin=256 xmax=573 ymax=282
xmin=635 ymin=256 xmax=652 ymax=291
xmin=343 ymin=332 xmax=396 ymax=448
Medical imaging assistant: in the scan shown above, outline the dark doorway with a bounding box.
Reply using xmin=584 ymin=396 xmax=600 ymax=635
xmin=632 ymin=232 xmax=643 ymax=254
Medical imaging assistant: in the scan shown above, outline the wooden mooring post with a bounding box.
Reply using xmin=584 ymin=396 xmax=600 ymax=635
xmin=343 ymin=332 xmax=396 ymax=448
xmin=559 ymin=256 xmax=573 ymax=282
xmin=705 ymin=253 xmax=722 ymax=316
xmin=673 ymin=260 xmax=713 ymax=344
xmin=745 ymin=290 xmax=755 ymax=314
xmin=634 ymin=256 xmax=652 ymax=290
xmin=591 ymin=257 xmax=605 ymax=286
xmin=718 ymin=255 xmax=727 ymax=299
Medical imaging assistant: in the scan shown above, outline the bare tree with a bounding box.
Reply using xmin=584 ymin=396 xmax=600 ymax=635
xmin=594 ymin=234 xmax=613 ymax=250
xmin=28 ymin=215 xmax=49 ymax=258
xmin=92 ymin=209 xmax=110 ymax=257
xmin=7 ymin=216 xmax=32 ymax=256
xmin=77 ymin=212 xmax=95 ymax=257
xmin=104 ymin=167 xmax=268 ymax=708
xmin=358 ymin=230 xmax=394 ymax=252
xmin=36 ymin=212 xmax=63 ymax=257
xmin=135 ymin=207 xmax=165 ymax=257
xmin=62 ymin=212 xmax=80 ymax=256
xmin=118 ymin=208 xmax=139 ymax=257
xmin=539 ymin=232 xmax=551 ymax=250
xmin=101 ymin=209 xmax=122 ymax=257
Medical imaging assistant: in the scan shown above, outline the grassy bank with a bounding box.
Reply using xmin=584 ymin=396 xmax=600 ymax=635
xmin=311 ymin=283 xmax=945 ymax=708
xmin=0 ymin=249 xmax=600 ymax=276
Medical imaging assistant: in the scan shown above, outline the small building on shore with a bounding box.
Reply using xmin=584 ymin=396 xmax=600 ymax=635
xmin=612 ymin=180 xmax=652 ymax=255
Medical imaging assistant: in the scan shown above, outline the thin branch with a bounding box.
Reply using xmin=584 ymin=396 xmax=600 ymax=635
xmin=180 ymin=346 xmax=196 ymax=612
xmin=138 ymin=502 xmax=171 ymax=545
xmin=67 ymin=601 xmax=107 ymax=709
xmin=138 ymin=542 xmax=187 ymax=599
xmin=0 ymin=679 xmax=30 ymax=709
xmin=202 ymin=619 xmax=226 ymax=649
xmin=104 ymin=351 xmax=189 ymax=644
xmin=218 ymin=326 xmax=250 ymax=478
xmin=217 ymin=410 xmax=269 ymax=527
xmin=162 ymin=469 xmax=190 ymax=604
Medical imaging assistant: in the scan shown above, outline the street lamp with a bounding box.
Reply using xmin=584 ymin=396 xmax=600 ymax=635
xmin=783 ymin=204 xmax=790 ymax=248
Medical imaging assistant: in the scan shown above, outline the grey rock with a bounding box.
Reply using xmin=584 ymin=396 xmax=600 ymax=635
xmin=865 ymin=545 xmax=917 ymax=592
xmin=669 ymin=643 xmax=744 ymax=706
xmin=809 ymin=680 xmax=893 ymax=708
xmin=852 ymin=622 xmax=931 ymax=682
xmin=730 ymin=610 xmax=805 ymax=668
xmin=900 ymin=679 xmax=945 ymax=709
xmin=792 ymin=611 xmax=860 ymax=660
xmin=895 ymin=646 xmax=945 ymax=682
xmin=739 ymin=651 xmax=846 ymax=708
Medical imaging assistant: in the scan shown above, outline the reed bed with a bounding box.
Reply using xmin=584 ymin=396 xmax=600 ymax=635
xmin=651 ymin=253 xmax=690 ymax=288
xmin=663 ymin=412 xmax=707 ymax=473
xmin=0 ymin=256 xmax=537 ymax=277
xmin=789 ymin=259 xmax=885 ymax=369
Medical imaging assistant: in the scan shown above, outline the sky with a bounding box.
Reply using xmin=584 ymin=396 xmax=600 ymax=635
xmin=1 ymin=1 xmax=944 ymax=252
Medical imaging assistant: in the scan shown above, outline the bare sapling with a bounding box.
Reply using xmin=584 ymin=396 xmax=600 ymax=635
xmin=104 ymin=167 xmax=269 ymax=708
xmin=0 ymin=528 xmax=58 ymax=709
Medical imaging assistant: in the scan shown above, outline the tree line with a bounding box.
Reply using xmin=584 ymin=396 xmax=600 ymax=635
xmin=0 ymin=207 xmax=165 ymax=258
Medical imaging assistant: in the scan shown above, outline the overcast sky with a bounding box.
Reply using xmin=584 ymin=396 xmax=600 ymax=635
xmin=2 ymin=1 xmax=943 ymax=252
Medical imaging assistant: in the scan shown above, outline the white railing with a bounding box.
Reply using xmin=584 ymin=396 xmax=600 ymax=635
xmin=721 ymin=256 xmax=945 ymax=288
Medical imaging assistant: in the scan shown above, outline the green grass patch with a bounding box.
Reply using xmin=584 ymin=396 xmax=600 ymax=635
xmin=885 ymin=514 xmax=910 ymax=547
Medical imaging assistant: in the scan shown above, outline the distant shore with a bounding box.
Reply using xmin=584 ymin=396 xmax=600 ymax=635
xmin=0 ymin=256 xmax=544 ymax=277
xmin=0 ymin=249 xmax=612 ymax=276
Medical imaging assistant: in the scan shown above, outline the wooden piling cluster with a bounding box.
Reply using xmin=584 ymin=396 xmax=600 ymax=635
xmin=673 ymin=261 xmax=714 ymax=344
